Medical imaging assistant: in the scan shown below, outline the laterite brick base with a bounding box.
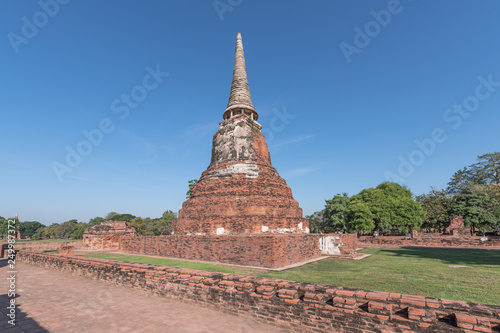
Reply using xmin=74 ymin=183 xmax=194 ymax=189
xmin=119 ymin=233 xmax=358 ymax=268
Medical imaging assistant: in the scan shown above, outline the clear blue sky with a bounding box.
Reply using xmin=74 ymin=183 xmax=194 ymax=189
xmin=2 ymin=0 xmax=500 ymax=225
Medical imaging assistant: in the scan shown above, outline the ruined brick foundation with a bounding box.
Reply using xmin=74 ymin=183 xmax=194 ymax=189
xmin=15 ymin=251 xmax=500 ymax=333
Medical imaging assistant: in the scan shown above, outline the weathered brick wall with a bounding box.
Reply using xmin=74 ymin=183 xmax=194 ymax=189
xmin=1 ymin=240 xmax=82 ymax=257
xmin=338 ymin=233 xmax=359 ymax=253
xmin=119 ymin=234 xmax=354 ymax=268
xmin=359 ymin=235 xmax=500 ymax=248
xmin=83 ymin=221 xmax=136 ymax=250
xmin=15 ymin=251 xmax=500 ymax=333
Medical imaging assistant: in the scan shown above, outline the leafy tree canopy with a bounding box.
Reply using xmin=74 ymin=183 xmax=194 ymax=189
xmin=20 ymin=221 xmax=45 ymax=238
xmin=88 ymin=216 xmax=105 ymax=226
xmin=322 ymin=193 xmax=350 ymax=233
xmin=447 ymin=152 xmax=500 ymax=194
xmin=347 ymin=182 xmax=425 ymax=234
xmin=345 ymin=198 xmax=374 ymax=233
xmin=104 ymin=212 xmax=136 ymax=222
xmin=305 ymin=211 xmax=323 ymax=234
xmin=452 ymin=187 xmax=499 ymax=232
xmin=416 ymin=187 xmax=452 ymax=231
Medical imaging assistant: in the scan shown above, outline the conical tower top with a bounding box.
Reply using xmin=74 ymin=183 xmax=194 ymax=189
xmin=223 ymin=33 xmax=258 ymax=121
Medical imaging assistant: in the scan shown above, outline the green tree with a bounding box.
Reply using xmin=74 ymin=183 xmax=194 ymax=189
xmin=33 ymin=227 xmax=46 ymax=239
xmin=88 ymin=216 xmax=105 ymax=226
xmin=70 ymin=223 xmax=90 ymax=239
xmin=56 ymin=219 xmax=79 ymax=239
xmin=346 ymin=182 xmax=424 ymax=234
xmin=416 ymin=188 xmax=453 ymax=231
xmin=153 ymin=210 xmax=177 ymax=235
xmin=452 ymin=187 xmax=499 ymax=233
xmin=129 ymin=217 xmax=154 ymax=236
xmin=186 ymin=179 xmax=198 ymax=199
xmin=322 ymin=193 xmax=350 ymax=232
xmin=447 ymin=152 xmax=500 ymax=194
xmin=305 ymin=211 xmax=323 ymax=234
xmin=447 ymin=167 xmax=472 ymax=195
xmin=114 ymin=214 xmax=136 ymax=222
xmin=105 ymin=212 xmax=119 ymax=220
xmin=474 ymin=152 xmax=500 ymax=185
xmin=0 ymin=216 xmax=8 ymax=238
xmin=43 ymin=223 xmax=60 ymax=238
xmin=345 ymin=199 xmax=375 ymax=233
xmin=104 ymin=212 xmax=136 ymax=222
xmin=20 ymin=221 xmax=45 ymax=239
xmin=355 ymin=187 xmax=391 ymax=231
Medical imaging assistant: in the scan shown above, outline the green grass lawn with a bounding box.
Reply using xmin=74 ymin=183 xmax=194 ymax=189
xmin=81 ymin=248 xmax=500 ymax=306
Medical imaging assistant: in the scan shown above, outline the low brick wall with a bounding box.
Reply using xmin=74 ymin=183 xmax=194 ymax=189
xmin=0 ymin=240 xmax=82 ymax=257
xmin=359 ymin=235 xmax=500 ymax=248
xmin=14 ymin=251 xmax=500 ymax=333
xmin=118 ymin=234 xmax=358 ymax=268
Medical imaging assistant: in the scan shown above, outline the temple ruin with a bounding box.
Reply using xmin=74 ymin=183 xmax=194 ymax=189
xmin=173 ymin=33 xmax=309 ymax=236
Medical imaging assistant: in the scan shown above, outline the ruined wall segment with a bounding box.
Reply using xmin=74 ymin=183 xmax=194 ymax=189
xmin=83 ymin=220 xmax=136 ymax=250
xmin=118 ymin=233 xmax=357 ymax=268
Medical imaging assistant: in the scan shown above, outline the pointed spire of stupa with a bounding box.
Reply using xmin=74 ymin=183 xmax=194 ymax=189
xmin=223 ymin=33 xmax=258 ymax=121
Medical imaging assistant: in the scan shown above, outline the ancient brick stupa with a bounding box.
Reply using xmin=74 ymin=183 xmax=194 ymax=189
xmin=173 ymin=33 xmax=309 ymax=235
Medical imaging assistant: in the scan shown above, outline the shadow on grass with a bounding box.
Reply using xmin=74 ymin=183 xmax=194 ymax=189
xmin=378 ymin=247 xmax=500 ymax=266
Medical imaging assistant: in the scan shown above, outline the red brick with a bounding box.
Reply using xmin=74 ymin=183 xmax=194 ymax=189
xmin=455 ymin=313 xmax=477 ymax=325
xmin=473 ymin=325 xmax=492 ymax=332
xmin=335 ymin=290 xmax=355 ymax=297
